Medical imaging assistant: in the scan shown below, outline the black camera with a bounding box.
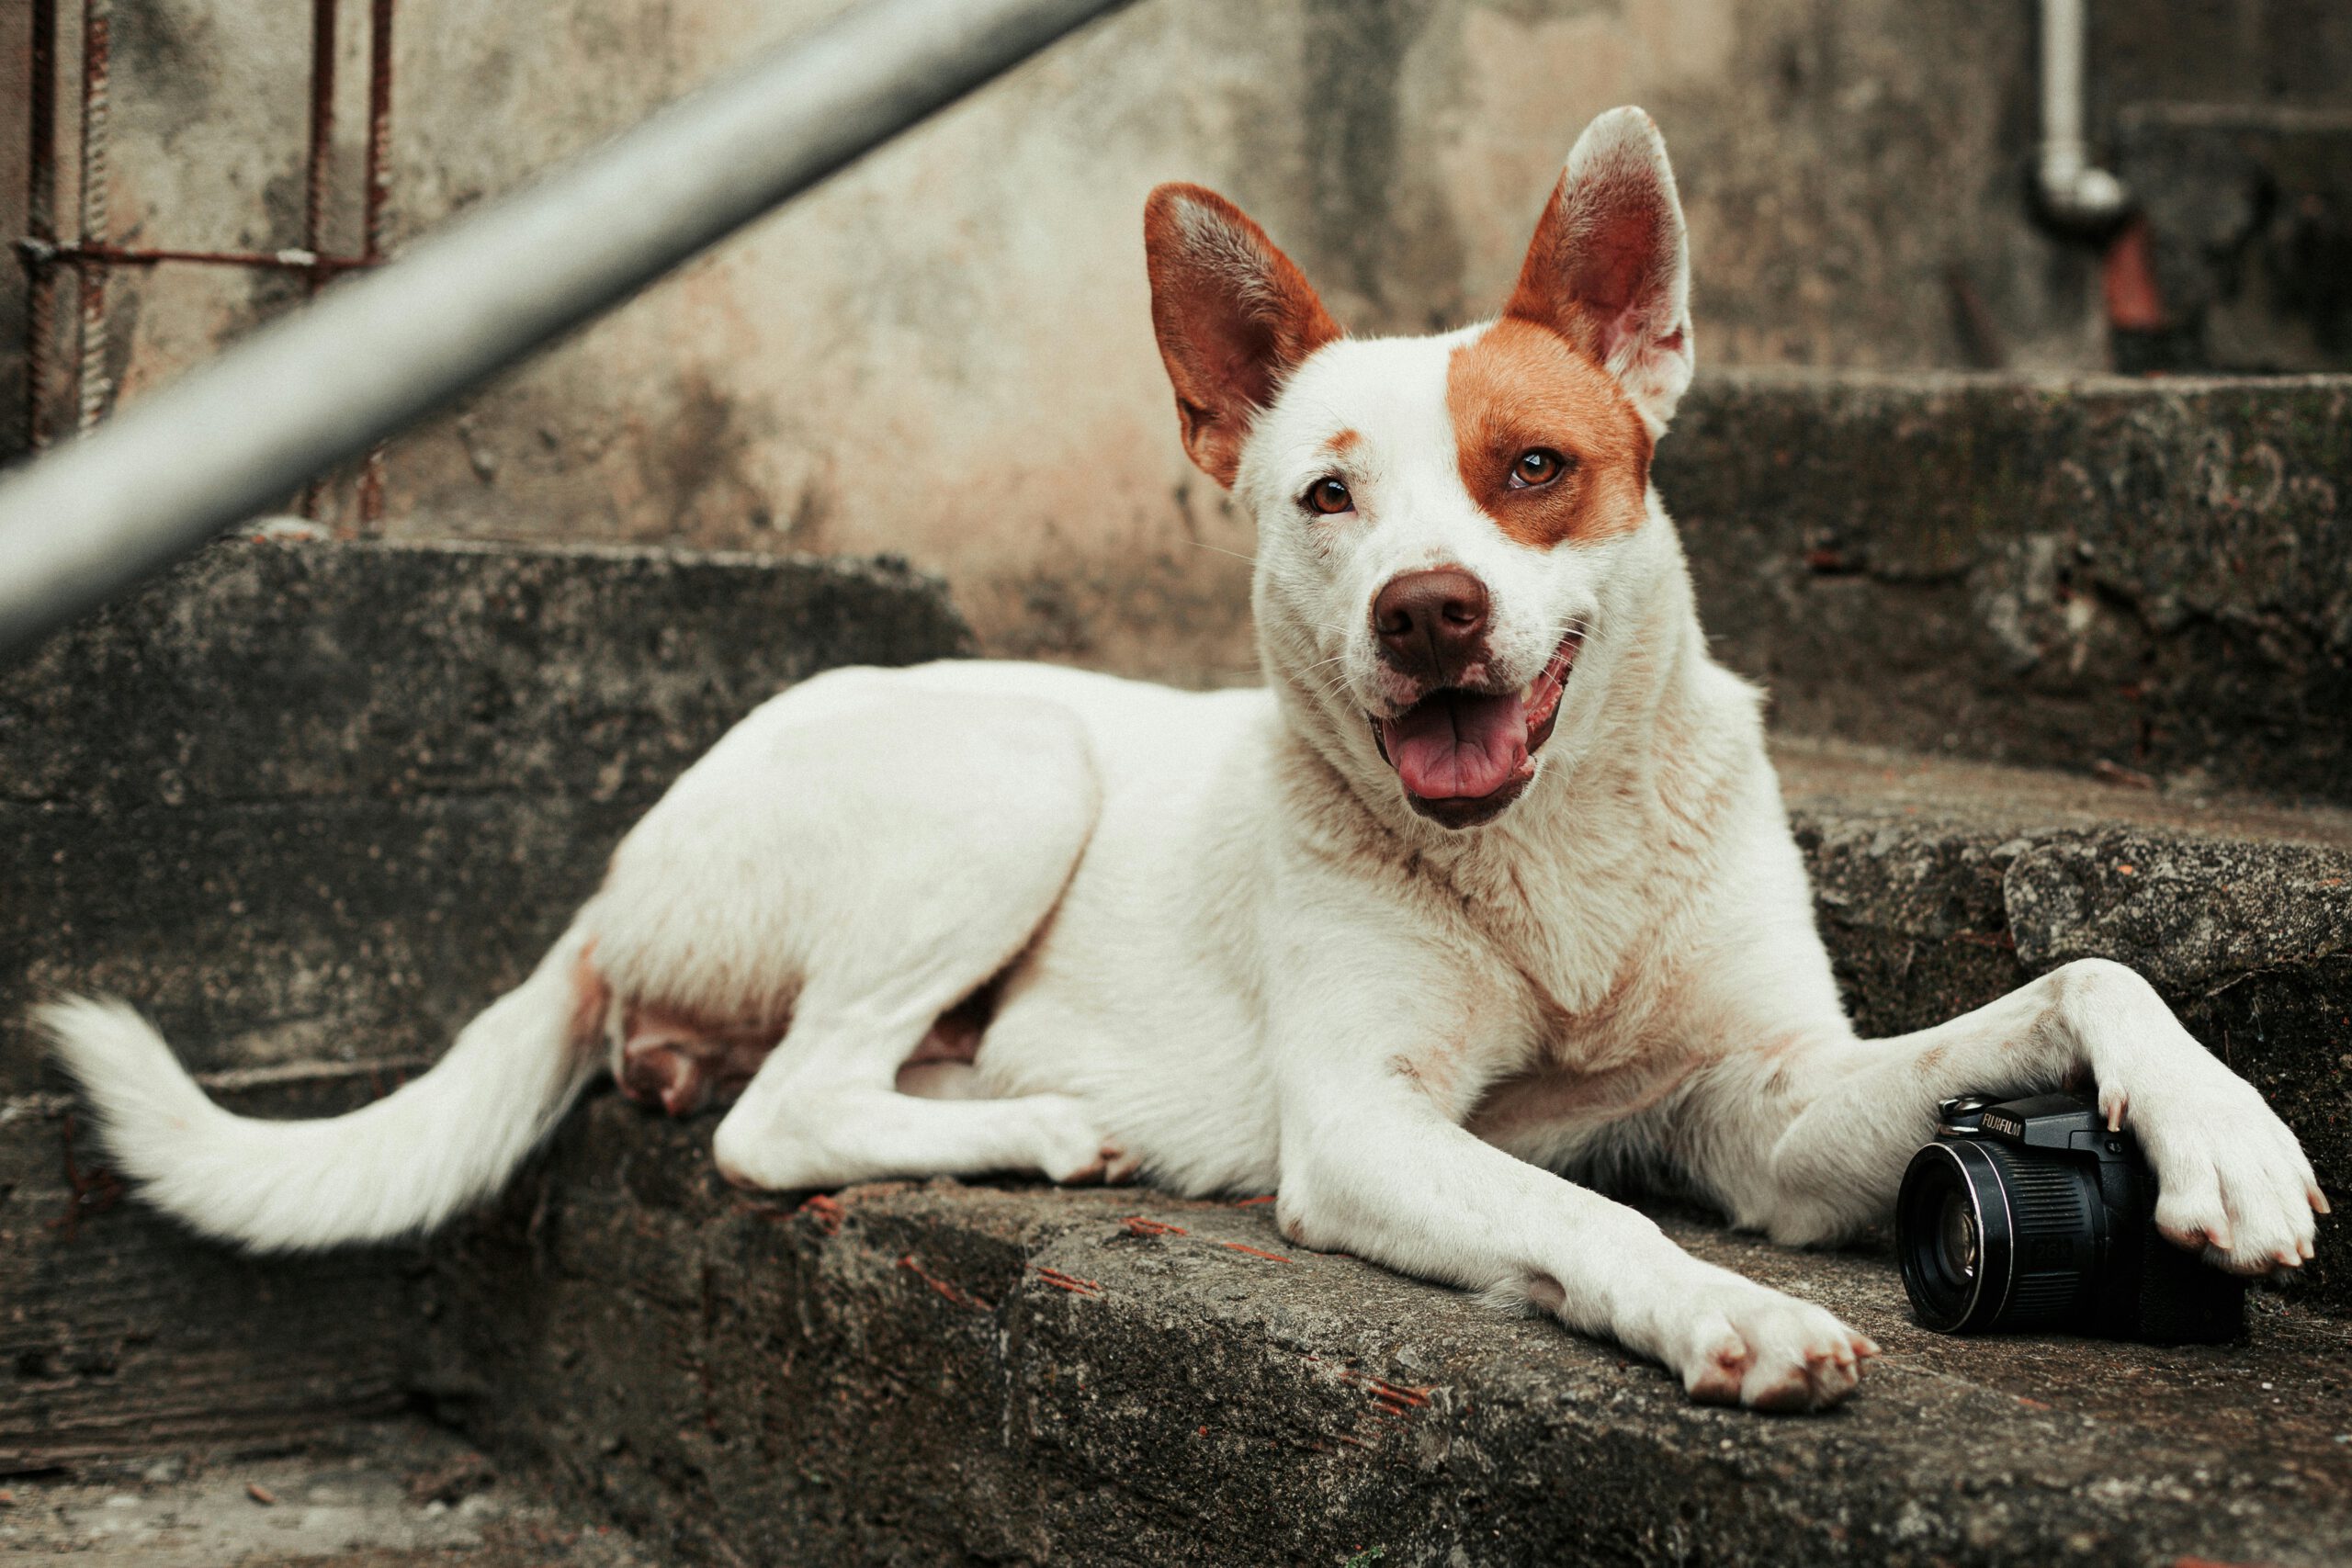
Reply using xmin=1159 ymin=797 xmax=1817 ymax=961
xmin=1895 ymin=1092 xmax=2244 ymax=1343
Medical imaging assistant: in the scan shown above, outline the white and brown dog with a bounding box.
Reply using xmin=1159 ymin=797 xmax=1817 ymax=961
xmin=42 ymin=108 xmax=2324 ymax=1412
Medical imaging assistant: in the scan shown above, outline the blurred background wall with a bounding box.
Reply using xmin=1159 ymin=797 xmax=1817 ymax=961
xmin=3 ymin=0 xmax=2349 ymax=682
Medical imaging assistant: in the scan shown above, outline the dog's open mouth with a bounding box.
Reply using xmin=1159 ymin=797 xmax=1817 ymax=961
xmin=1370 ymin=631 xmax=1583 ymax=828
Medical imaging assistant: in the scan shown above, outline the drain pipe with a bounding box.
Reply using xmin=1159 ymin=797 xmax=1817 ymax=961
xmin=2037 ymin=0 xmax=2130 ymax=231
xmin=0 ymin=0 xmax=1135 ymax=662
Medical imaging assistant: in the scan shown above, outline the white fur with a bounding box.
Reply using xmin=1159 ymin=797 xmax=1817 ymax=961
xmin=40 ymin=108 xmax=2323 ymax=1413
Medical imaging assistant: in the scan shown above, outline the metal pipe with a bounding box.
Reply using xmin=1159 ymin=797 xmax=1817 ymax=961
xmin=0 ymin=0 xmax=1135 ymax=660
xmin=2037 ymin=0 xmax=2129 ymax=231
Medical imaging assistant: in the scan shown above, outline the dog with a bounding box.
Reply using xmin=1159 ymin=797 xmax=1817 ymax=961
xmin=40 ymin=107 xmax=2324 ymax=1413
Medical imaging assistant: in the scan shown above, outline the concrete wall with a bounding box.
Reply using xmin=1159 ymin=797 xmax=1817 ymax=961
xmin=4 ymin=0 xmax=2350 ymax=680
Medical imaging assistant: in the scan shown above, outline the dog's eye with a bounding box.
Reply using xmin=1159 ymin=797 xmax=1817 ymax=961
xmin=1305 ymin=477 xmax=1355 ymax=515
xmin=1510 ymin=448 xmax=1569 ymax=489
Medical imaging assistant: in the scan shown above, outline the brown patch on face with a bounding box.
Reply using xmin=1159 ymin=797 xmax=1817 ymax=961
xmin=1446 ymin=317 xmax=1652 ymax=548
xmin=1321 ymin=428 xmax=1362 ymax=457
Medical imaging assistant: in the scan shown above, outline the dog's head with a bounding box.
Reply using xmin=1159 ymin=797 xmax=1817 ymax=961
xmin=1145 ymin=107 xmax=1695 ymax=830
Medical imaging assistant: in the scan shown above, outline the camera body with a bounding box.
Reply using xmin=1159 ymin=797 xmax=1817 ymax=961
xmin=1895 ymin=1092 xmax=2244 ymax=1343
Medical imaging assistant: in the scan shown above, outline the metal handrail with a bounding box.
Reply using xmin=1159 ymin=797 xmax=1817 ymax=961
xmin=0 ymin=0 xmax=1136 ymax=660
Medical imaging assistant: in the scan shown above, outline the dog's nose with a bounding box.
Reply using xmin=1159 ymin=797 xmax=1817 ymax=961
xmin=1373 ymin=568 xmax=1491 ymax=684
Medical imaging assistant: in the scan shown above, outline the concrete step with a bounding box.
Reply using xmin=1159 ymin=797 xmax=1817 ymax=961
xmin=0 ymin=1416 xmax=648 ymax=1565
xmin=1776 ymin=735 xmax=2352 ymax=1316
xmin=1662 ymin=370 xmax=2352 ymax=807
xmin=6 ymin=536 xmax=2346 ymax=1562
xmin=419 ymin=1101 xmax=2352 ymax=1568
xmin=0 ymin=1068 xmax=424 ymax=1472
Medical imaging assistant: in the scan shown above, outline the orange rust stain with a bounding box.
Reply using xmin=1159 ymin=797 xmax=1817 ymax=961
xmin=1143 ymin=183 xmax=1340 ymax=487
xmin=1035 ymin=1266 xmax=1103 ymax=1297
xmin=1445 ymin=317 xmax=1651 ymax=548
xmin=1120 ymin=1216 xmax=1188 ymax=1237
xmin=1340 ymin=1368 xmax=1435 ymax=1419
xmin=1220 ymin=1242 xmax=1295 ymax=1264
xmin=898 ymin=1253 xmax=993 ymax=1312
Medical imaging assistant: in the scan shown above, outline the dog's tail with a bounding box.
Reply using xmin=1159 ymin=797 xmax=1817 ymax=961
xmin=35 ymin=924 xmax=605 ymax=1252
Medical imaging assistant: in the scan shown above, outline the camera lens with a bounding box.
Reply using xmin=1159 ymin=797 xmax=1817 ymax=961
xmin=1898 ymin=1138 xmax=2102 ymax=1334
xmin=1899 ymin=1143 xmax=2008 ymax=1331
xmin=1937 ymin=1192 xmax=1979 ymax=1282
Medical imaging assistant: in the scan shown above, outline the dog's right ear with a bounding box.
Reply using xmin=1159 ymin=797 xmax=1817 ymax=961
xmin=1507 ymin=107 xmax=1694 ymax=438
xmin=1144 ymin=185 xmax=1340 ymax=488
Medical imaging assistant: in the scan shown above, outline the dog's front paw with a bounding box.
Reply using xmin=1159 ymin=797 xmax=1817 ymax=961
xmin=2104 ymin=1068 xmax=2326 ymax=1277
xmin=1666 ymin=1282 xmax=1878 ymax=1413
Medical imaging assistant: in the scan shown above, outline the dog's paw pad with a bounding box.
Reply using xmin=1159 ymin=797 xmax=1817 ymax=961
xmin=1681 ymin=1325 xmax=1753 ymax=1405
xmin=1677 ymin=1290 xmax=1872 ymax=1413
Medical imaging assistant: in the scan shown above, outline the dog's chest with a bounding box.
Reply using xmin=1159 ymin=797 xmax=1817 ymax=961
xmin=1450 ymin=843 xmax=1685 ymax=1077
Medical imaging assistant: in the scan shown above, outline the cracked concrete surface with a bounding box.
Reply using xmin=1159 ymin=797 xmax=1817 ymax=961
xmin=0 ymin=1419 xmax=650 ymax=1566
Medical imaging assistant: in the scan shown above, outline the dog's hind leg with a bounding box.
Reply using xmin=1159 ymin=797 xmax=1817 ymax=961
xmin=704 ymin=813 xmax=1124 ymax=1191
xmin=581 ymin=670 xmax=1120 ymax=1189
xmin=706 ymin=899 xmax=1125 ymax=1190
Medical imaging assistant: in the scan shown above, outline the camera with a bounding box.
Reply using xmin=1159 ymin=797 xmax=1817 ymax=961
xmin=1895 ymin=1092 xmax=2244 ymax=1343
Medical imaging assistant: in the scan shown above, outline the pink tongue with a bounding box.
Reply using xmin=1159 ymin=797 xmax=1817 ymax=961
xmin=1380 ymin=690 xmax=1529 ymax=800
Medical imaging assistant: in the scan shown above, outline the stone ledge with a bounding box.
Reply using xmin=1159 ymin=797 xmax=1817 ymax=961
xmin=1664 ymin=371 xmax=2352 ymax=805
xmin=1779 ymin=739 xmax=2352 ymax=1313
xmin=0 ymin=1068 xmax=430 ymax=1472
xmin=418 ymin=1099 xmax=2352 ymax=1568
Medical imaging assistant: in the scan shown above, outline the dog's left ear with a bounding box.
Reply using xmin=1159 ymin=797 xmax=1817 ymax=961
xmin=1507 ymin=107 xmax=1694 ymax=437
xmin=1144 ymin=184 xmax=1340 ymax=488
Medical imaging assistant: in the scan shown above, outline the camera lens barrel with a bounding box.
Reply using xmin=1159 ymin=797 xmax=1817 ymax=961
xmin=1897 ymin=1138 xmax=2100 ymax=1333
xmin=1899 ymin=1141 xmax=2011 ymax=1331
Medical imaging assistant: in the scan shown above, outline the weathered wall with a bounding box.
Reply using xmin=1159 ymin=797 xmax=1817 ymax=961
xmin=0 ymin=538 xmax=971 ymax=1089
xmin=4 ymin=0 xmax=2351 ymax=679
